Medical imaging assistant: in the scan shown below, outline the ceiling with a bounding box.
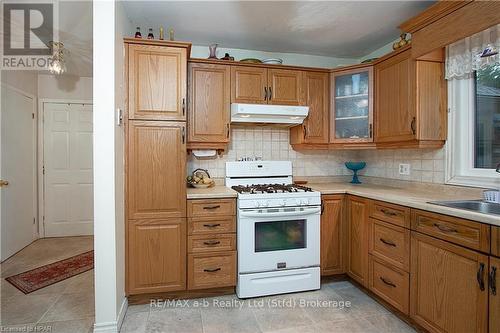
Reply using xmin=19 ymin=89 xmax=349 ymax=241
xmin=122 ymin=1 xmax=434 ymax=59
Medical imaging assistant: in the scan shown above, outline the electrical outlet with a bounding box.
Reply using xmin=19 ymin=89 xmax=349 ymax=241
xmin=399 ymin=163 xmax=410 ymax=175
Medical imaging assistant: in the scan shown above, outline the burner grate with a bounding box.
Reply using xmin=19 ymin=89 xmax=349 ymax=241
xmin=231 ymin=183 xmax=313 ymax=194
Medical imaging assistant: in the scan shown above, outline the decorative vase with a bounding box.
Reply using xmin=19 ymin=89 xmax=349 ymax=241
xmin=345 ymin=162 xmax=366 ymax=184
xmin=208 ymin=44 xmax=218 ymax=59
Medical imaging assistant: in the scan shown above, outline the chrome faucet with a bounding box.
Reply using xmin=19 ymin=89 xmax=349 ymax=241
xmin=496 ymin=163 xmax=500 ymax=173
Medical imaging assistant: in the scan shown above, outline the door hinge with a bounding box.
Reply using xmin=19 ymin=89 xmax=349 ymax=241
xmin=42 ymin=165 xmax=45 ymax=174
xmin=33 ymin=217 xmax=36 ymax=224
xmin=32 ymin=113 xmax=35 ymax=119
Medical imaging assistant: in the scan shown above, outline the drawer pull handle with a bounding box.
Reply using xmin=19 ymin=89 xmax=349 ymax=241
xmin=203 ymin=240 xmax=221 ymax=246
xmin=204 ymin=268 xmax=221 ymax=273
xmin=203 ymin=205 xmax=221 ymax=210
xmin=203 ymin=223 xmax=221 ymax=228
xmin=380 ymin=209 xmax=397 ymax=217
xmin=379 ymin=238 xmax=397 ymax=247
xmin=433 ymin=223 xmax=458 ymax=233
xmin=477 ymin=263 xmax=486 ymax=291
xmin=489 ymin=266 xmax=497 ymax=296
xmin=380 ymin=277 xmax=396 ymax=288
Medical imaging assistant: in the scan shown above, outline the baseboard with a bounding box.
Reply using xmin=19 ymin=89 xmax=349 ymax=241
xmin=93 ymin=297 xmax=128 ymax=333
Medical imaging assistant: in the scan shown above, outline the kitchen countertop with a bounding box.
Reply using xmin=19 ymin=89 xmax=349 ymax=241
xmin=186 ymin=183 xmax=500 ymax=227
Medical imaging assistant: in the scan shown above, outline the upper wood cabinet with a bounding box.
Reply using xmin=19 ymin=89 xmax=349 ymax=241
xmin=410 ymin=231 xmax=489 ymax=333
xmin=375 ymin=47 xmax=447 ymax=147
xmin=127 ymin=218 xmax=186 ymax=294
xmin=321 ymin=195 xmax=345 ymax=276
xmin=490 ymin=256 xmax=499 ymax=333
xmin=127 ymin=42 xmax=188 ymax=121
xmin=290 ymin=71 xmax=329 ymax=145
xmin=231 ymin=66 xmax=303 ymax=105
xmin=188 ymin=63 xmax=230 ymax=144
xmin=127 ymin=121 xmax=186 ymax=220
xmin=347 ymin=195 xmax=369 ymax=287
xmin=231 ymin=66 xmax=267 ymax=104
xmin=331 ymin=66 xmax=373 ymax=144
xmin=267 ymin=69 xmax=303 ymax=105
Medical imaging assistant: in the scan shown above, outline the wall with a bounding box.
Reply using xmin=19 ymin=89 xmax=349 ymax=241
xmin=359 ymin=39 xmax=397 ymax=61
xmin=1 ymin=70 xmax=38 ymax=96
xmin=188 ymin=127 xmax=356 ymax=179
xmin=355 ymin=148 xmax=446 ymax=184
xmin=191 ymin=45 xmax=358 ymax=68
xmin=38 ymin=74 xmax=92 ymax=100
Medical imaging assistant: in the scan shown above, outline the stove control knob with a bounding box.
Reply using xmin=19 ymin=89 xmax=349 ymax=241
xmin=254 ymin=201 xmax=260 ymax=208
xmin=260 ymin=201 xmax=269 ymax=207
xmin=301 ymin=199 xmax=309 ymax=206
xmin=280 ymin=199 xmax=287 ymax=207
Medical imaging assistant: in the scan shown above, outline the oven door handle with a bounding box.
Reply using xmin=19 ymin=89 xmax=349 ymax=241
xmin=239 ymin=207 xmax=321 ymax=218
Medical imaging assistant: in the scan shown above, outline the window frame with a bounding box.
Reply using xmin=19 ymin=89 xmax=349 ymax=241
xmin=445 ymin=75 xmax=500 ymax=189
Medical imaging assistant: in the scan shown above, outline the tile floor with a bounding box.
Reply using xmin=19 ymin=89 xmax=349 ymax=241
xmin=0 ymin=236 xmax=95 ymax=333
xmin=122 ymin=281 xmax=416 ymax=333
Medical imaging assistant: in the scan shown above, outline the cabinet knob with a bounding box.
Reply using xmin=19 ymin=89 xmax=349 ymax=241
xmin=0 ymin=180 xmax=9 ymax=187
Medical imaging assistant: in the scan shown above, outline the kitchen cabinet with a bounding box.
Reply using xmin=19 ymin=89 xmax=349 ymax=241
xmin=347 ymin=196 xmax=369 ymax=287
xmin=330 ymin=66 xmax=373 ymax=143
xmin=410 ymin=231 xmax=488 ymax=333
xmin=126 ymin=41 xmax=189 ymax=121
xmin=267 ymin=69 xmax=303 ymax=105
xmin=187 ymin=63 xmax=230 ymax=146
xmin=127 ymin=121 xmax=186 ymax=220
xmin=290 ymin=71 xmax=329 ymax=145
xmin=128 ymin=218 xmax=186 ymax=294
xmin=492 ymin=226 xmax=500 ymax=257
xmin=231 ymin=66 xmax=303 ymax=105
xmin=320 ymin=195 xmax=345 ymax=276
xmin=490 ymin=256 xmax=499 ymax=333
xmin=374 ymin=47 xmax=447 ymax=148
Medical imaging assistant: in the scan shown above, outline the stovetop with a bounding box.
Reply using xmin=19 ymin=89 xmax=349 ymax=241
xmin=231 ymin=183 xmax=313 ymax=194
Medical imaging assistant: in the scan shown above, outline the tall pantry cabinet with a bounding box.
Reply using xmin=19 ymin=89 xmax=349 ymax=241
xmin=124 ymin=39 xmax=191 ymax=295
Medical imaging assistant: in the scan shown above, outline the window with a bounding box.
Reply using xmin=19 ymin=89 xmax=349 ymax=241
xmin=474 ymin=64 xmax=500 ymax=169
xmin=446 ymin=62 xmax=500 ymax=188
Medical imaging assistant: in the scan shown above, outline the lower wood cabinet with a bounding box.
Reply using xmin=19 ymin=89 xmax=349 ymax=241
xmin=369 ymin=255 xmax=409 ymax=314
xmin=410 ymin=231 xmax=488 ymax=333
xmin=492 ymin=226 xmax=500 ymax=257
xmin=127 ymin=218 xmax=186 ymax=295
xmin=491 ymin=256 xmax=499 ymax=333
xmin=347 ymin=196 xmax=369 ymax=287
xmin=188 ymin=251 xmax=236 ymax=290
xmin=320 ymin=195 xmax=345 ymax=275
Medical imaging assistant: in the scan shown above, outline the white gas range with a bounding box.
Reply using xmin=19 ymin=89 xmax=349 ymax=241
xmin=225 ymin=161 xmax=321 ymax=298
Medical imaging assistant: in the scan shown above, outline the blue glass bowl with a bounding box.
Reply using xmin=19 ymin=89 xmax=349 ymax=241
xmin=345 ymin=162 xmax=366 ymax=184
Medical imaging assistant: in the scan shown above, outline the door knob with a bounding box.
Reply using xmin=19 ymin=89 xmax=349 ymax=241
xmin=0 ymin=180 xmax=9 ymax=187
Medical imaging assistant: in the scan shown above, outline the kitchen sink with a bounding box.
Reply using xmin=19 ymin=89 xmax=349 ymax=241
xmin=428 ymin=200 xmax=500 ymax=216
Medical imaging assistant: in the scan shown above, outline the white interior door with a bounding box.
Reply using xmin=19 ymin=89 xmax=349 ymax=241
xmin=1 ymin=85 xmax=37 ymax=261
xmin=43 ymin=102 xmax=93 ymax=237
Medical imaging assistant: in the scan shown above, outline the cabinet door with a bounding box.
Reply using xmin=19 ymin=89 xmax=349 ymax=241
xmin=268 ymin=69 xmax=304 ymax=106
xmin=188 ymin=63 xmax=230 ymax=143
xmin=410 ymin=232 xmax=488 ymax=333
xmin=128 ymin=218 xmax=186 ymax=294
xmin=321 ymin=195 xmax=345 ymax=275
xmin=231 ymin=66 xmax=267 ymax=104
xmin=347 ymin=196 xmax=369 ymax=287
xmin=492 ymin=226 xmax=500 ymax=257
xmin=331 ymin=67 xmax=373 ymax=143
xmin=375 ymin=49 xmax=416 ymax=143
xmin=128 ymin=44 xmax=187 ymax=121
xmin=127 ymin=121 xmax=186 ymax=219
xmin=303 ymin=72 xmax=329 ymax=144
xmin=491 ymin=256 xmax=500 ymax=333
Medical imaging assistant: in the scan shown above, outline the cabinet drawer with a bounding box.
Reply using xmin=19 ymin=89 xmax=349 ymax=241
xmin=411 ymin=210 xmax=490 ymax=252
xmin=369 ymin=255 xmax=409 ymax=314
xmin=369 ymin=218 xmax=410 ymax=271
xmin=188 ymin=234 xmax=236 ymax=253
xmin=188 ymin=216 xmax=236 ymax=235
xmin=188 ymin=251 xmax=236 ymax=290
xmin=370 ymin=200 xmax=410 ymax=228
xmin=187 ymin=199 xmax=235 ymax=218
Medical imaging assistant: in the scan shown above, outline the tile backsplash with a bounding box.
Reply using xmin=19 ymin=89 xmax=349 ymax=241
xmin=187 ymin=127 xmax=356 ymax=179
xmin=187 ymin=126 xmax=445 ymax=184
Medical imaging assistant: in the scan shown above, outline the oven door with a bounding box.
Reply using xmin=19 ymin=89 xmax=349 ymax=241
xmin=237 ymin=206 xmax=320 ymax=273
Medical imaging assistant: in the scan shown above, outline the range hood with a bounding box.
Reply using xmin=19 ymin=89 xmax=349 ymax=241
xmin=231 ymin=103 xmax=309 ymax=126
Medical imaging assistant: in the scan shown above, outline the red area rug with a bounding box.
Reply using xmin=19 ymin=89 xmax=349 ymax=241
xmin=5 ymin=250 xmax=94 ymax=294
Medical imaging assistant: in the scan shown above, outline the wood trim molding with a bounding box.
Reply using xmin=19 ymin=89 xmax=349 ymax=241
xmin=399 ymin=1 xmax=470 ymax=34
xmin=189 ymin=58 xmax=330 ymax=73
xmin=124 ymin=38 xmax=192 ymax=56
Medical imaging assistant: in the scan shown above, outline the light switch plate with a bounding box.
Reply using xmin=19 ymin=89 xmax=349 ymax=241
xmin=399 ymin=163 xmax=410 ymax=175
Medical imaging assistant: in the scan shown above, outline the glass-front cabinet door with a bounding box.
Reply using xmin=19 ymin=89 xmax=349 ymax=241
xmin=331 ymin=67 xmax=373 ymax=143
